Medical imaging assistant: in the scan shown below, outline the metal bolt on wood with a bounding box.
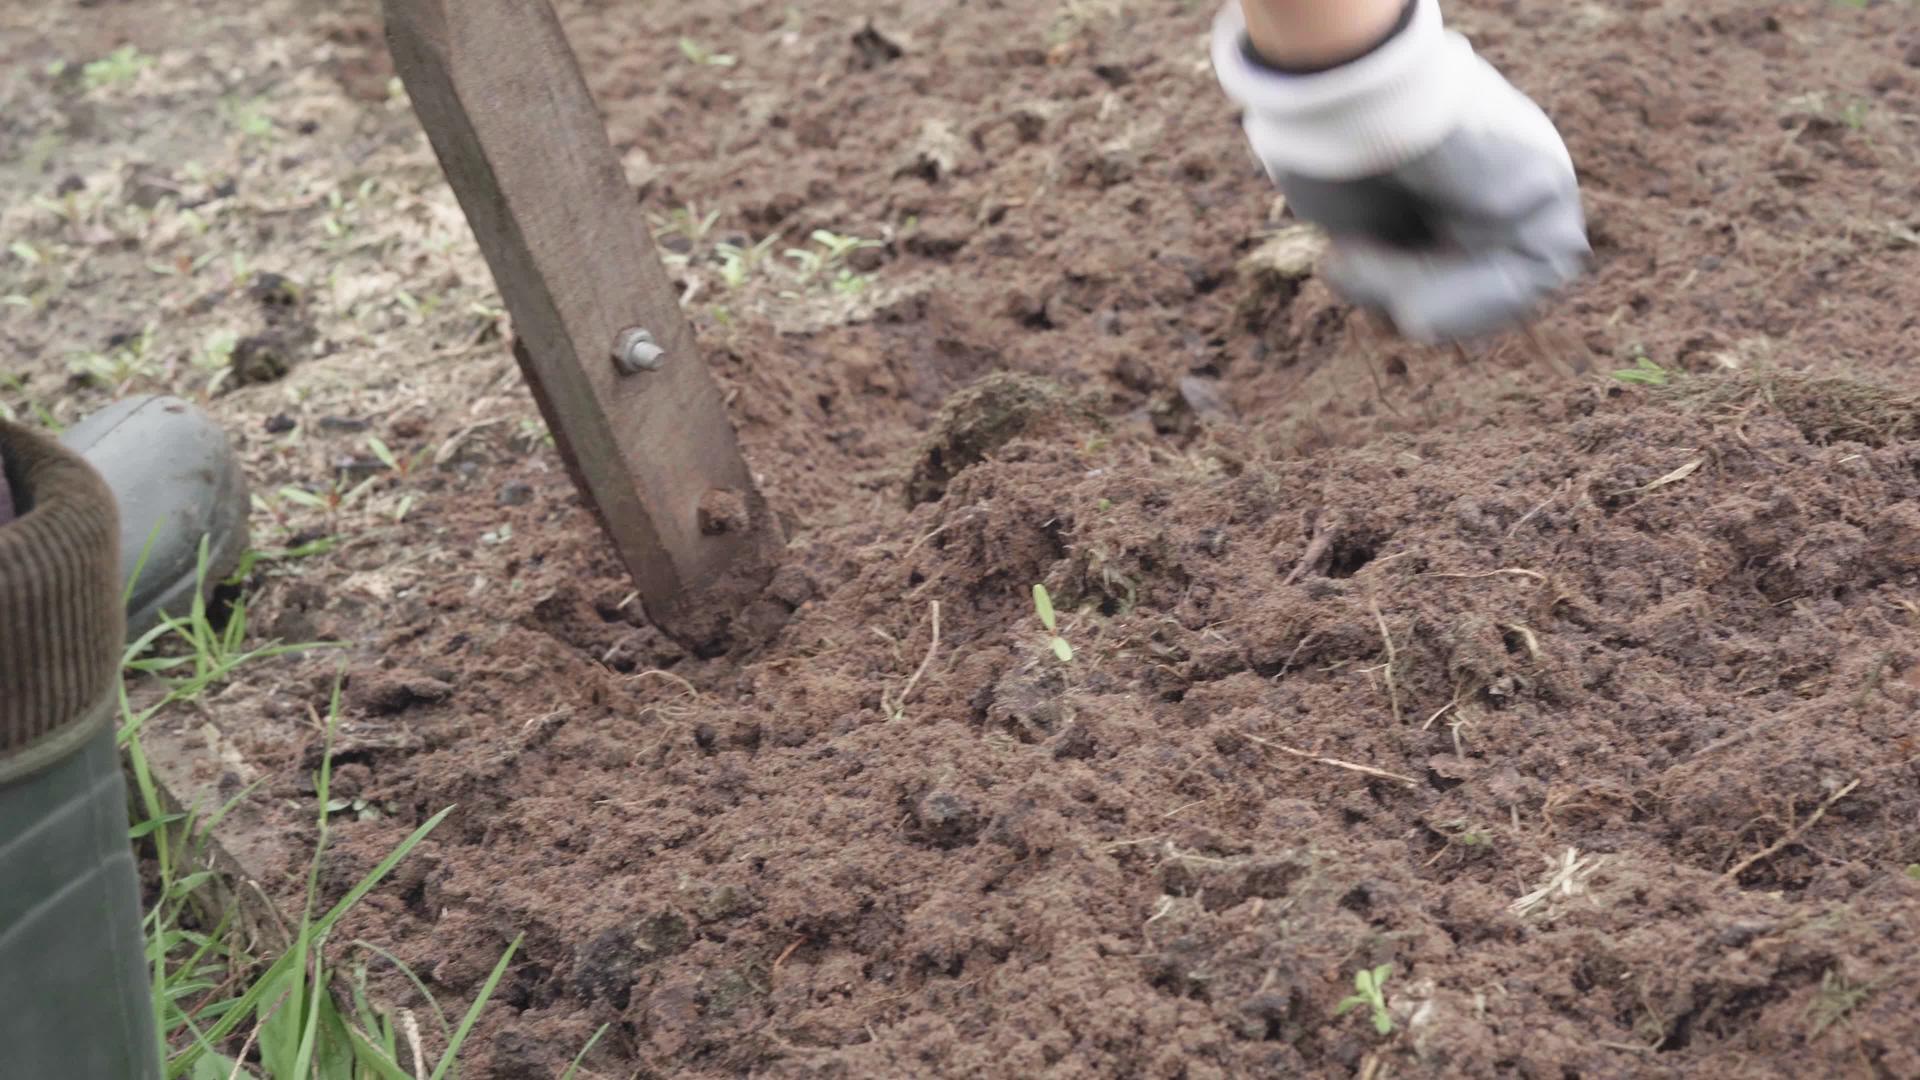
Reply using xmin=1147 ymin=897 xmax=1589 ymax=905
xmin=613 ymin=326 xmax=664 ymax=374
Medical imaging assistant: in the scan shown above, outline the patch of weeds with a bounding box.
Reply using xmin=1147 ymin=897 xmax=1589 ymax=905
xmin=364 ymin=437 xmax=431 ymax=522
xmin=1907 ymin=864 xmax=1920 ymax=881
xmin=80 ymin=45 xmax=151 ymax=90
xmin=652 ymin=203 xmax=722 ymax=252
xmin=69 ymin=323 xmax=160 ymax=390
xmin=366 ymin=435 xmax=431 ymax=480
xmin=812 ymin=229 xmax=880 ymax=265
xmin=226 ymin=97 xmax=277 ymax=140
xmin=0 ymin=372 xmax=63 ymax=430
xmin=394 ymin=288 xmax=445 ymax=324
xmin=831 ymin=268 xmax=872 ymax=296
xmin=319 ymin=181 xmax=378 ymax=247
xmin=783 ymin=230 xmax=881 ymax=292
xmin=121 ymin=536 xmax=337 ymax=706
xmin=117 ymin=548 xmax=562 ymax=1077
xmin=133 ymin=685 xmax=515 ymax=1079
xmin=1611 ymin=349 xmax=1672 ymax=387
xmin=714 ymin=234 xmax=780 ymax=289
xmin=272 ymin=476 xmax=378 ymax=521
xmin=225 ymin=536 xmax=340 ymax=586
xmin=1807 ymin=969 xmax=1880 ymax=1042
xmin=1033 ymin=584 xmax=1075 ymax=662
xmin=677 ymin=37 xmax=738 ymax=67
xmin=1335 ymin=964 xmax=1395 ymax=1035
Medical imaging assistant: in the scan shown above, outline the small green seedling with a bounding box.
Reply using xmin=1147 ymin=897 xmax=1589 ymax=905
xmin=676 ymin=37 xmax=737 ymax=67
xmin=1336 ymin=964 xmax=1395 ymax=1035
xmin=367 ymin=434 xmax=432 ymax=479
xmin=784 ymin=229 xmax=880 ymax=287
xmin=1611 ymin=352 xmax=1672 ymax=387
xmin=1033 ymin=584 xmax=1074 ymax=662
xmin=81 ymin=45 xmax=150 ymax=90
xmin=714 ymin=233 xmax=779 ymax=289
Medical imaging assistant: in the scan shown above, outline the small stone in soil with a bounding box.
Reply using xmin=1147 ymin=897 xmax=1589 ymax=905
xmin=334 ymin=455 xmax=384 ymax=481
xmin=264 ymin=413 xmax=296 ymax=434
xmin=230 ymin=331 xmax=297 ymax=385
xmin=697 ymin=488 xmax=748 ymax=535
xmin=1178 ymin=375 xmax=1231 ymax=421
xmin=246 ymin=271 xmax=301 ymax=311
xmin=497 ymin=480 xmax=534 ymax=506
xmin=913 ymin=790 xmax=984 ymax=847
xmin=346 ymin=669 xmax=454 ymax=715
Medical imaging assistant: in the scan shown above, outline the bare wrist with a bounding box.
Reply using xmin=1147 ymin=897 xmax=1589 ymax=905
xmin=1240 ymin=0 xmax=1411 ymax=71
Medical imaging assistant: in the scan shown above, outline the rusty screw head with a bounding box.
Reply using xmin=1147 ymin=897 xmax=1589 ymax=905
xmin=612 ymin=326 xmax=665 ymax=374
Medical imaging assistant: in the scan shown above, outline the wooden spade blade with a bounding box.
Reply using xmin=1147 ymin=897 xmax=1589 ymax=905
xmin=385 ymin=0 xmax=777 ymax=634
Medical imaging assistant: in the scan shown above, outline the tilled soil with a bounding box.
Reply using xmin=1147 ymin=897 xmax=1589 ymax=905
xmin=6 ymin=0 xmax=1920 ymax=1077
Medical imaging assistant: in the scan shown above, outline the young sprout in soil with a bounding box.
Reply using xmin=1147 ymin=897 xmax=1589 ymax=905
xmin=714 ymin=234 xmax=780 ymax=289
xmin=831 ymin=268 xmax=871 ymax=296
xmin=513 ymin=415 xmax=557 ymax=451
xmin=367 ymin=434 xmax=431 ymax=479
xmin=1033 ymin=584 xmax=1074 ymax=662
xmin=1336 ymin=964 xmax=1395 ymax=1035
xmin=676 ymin=37 xmax=738 ymax=67
xmin=79 ymin=45 xmax=151 ymax=90
xmin=785 ymin=229 xmax=880 ymax=288
xmin=1611 ymin=349 xmax=1672 ymax=387
xmin=226 ymin=98 xmax=276 ymax=140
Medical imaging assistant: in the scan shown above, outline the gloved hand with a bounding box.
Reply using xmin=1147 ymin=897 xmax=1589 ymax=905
xmin=1212 ymin=0 xmax=1589 ymax=343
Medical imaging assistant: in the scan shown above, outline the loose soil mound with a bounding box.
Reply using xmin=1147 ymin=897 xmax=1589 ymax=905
xmin=5 ymin=0 xmax=1918 ymax=1076
xmin=326 ymin=377 xmax=1920 ymax=1079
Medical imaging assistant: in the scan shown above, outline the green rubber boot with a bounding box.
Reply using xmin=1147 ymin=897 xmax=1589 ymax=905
xmin=59 ymin=395 xmax=251 ymax=637
xmin=1 ymin=419 xmax=163 ymax=1080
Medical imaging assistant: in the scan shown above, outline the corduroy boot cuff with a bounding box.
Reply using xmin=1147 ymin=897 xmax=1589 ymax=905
xmin=0 ymin=420 xmax=124 ymax=785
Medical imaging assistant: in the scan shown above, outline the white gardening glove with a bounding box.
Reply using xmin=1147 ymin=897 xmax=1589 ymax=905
xmin=1212 ymin=0 xmax=1589 ymax=343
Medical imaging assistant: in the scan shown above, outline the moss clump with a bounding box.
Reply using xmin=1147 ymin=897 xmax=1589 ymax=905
xmin=1677 ymin=372 xmax=1920 ymax=447
xmin=906 ymin=372 xmax=1095 ymax=505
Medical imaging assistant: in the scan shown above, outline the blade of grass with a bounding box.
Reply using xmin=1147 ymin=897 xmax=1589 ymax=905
xmin=560 ymin=1024 xmax=611 ymax=1080
xmin=163 ymin=805 xmax=453 ymax=1078
xmin=427 ymin=935 xmax=522 ymax=1080
xmin=345 ymin=1026 xmax=417 ymax=1080
xmin=350 ymin=940 xmax=454 ymax=1047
